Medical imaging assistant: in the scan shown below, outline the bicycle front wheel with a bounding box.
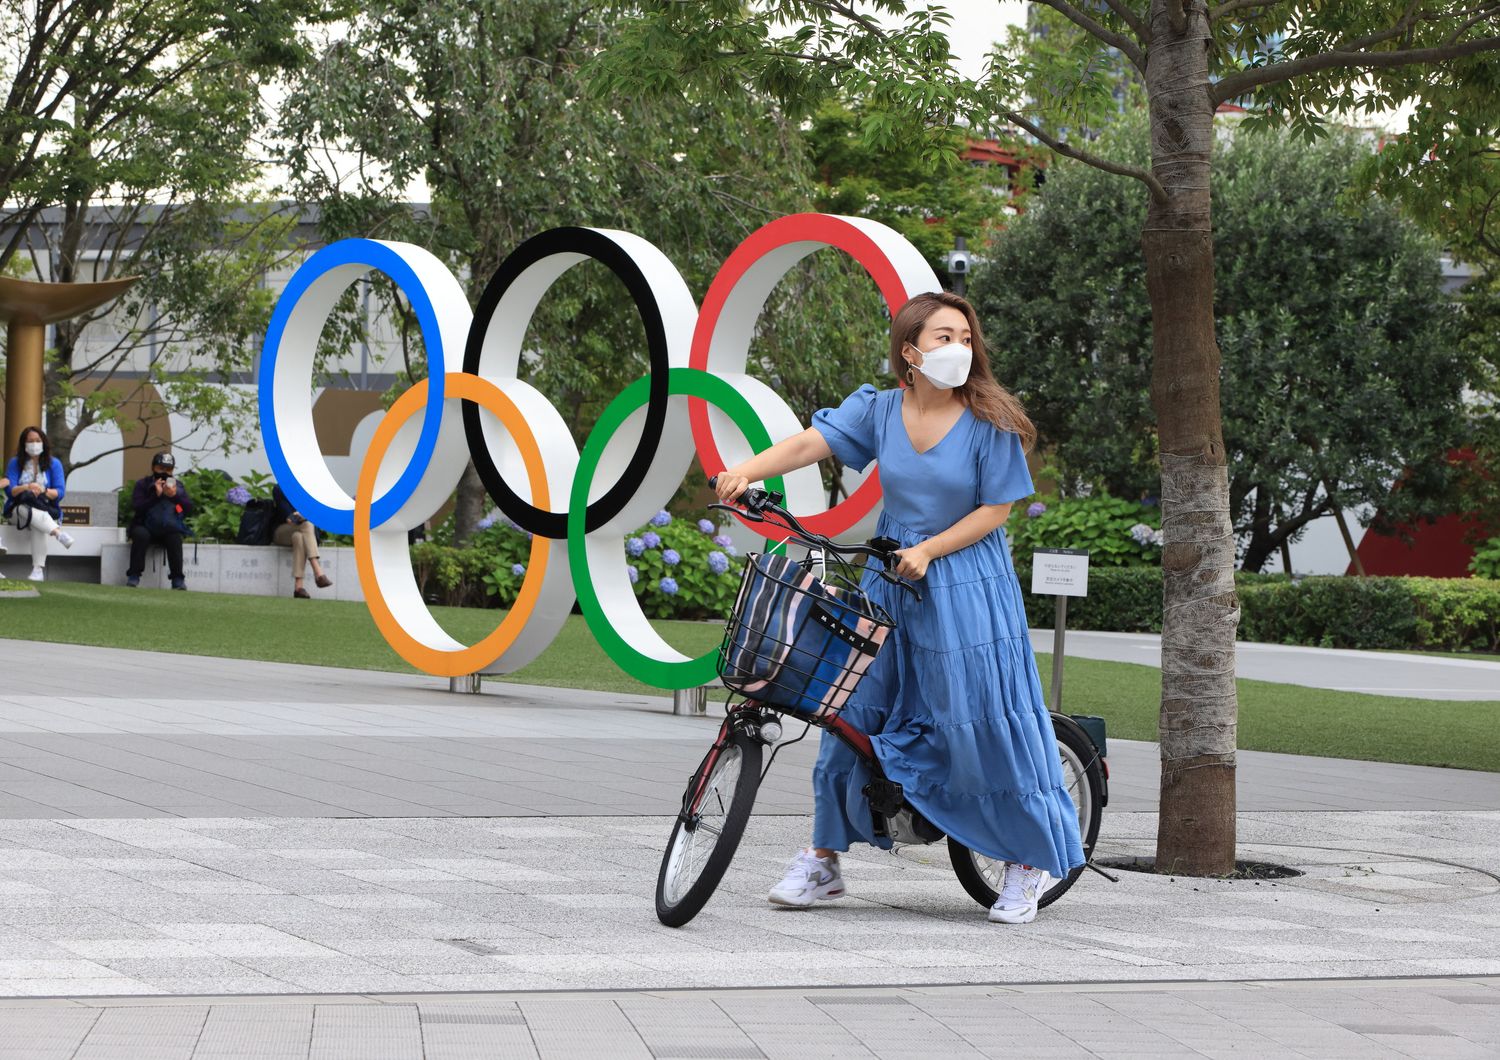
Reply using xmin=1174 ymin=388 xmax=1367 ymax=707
xmin=655 ymin=729 xmax=763 ymax=927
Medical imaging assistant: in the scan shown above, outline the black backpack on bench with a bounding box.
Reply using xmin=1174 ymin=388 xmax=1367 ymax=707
xmin=235 ymin=498 xmax=277 ymax=545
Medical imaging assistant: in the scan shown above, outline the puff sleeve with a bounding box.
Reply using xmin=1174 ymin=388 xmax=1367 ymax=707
xmin=977 ymin=424 xmax=1034 ymax=506
xmin=811 ymin=384 xmax=880 ymax=473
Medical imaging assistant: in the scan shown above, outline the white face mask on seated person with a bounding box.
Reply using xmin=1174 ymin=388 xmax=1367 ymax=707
xmin=24 ymin=442 xmax=42 ymax=457
xmin=907 ymin=341 xmax=972 ymax=390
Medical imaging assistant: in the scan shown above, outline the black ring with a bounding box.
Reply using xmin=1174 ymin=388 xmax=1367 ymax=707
xmin=462 ymin=227 xmax=672 ymax=539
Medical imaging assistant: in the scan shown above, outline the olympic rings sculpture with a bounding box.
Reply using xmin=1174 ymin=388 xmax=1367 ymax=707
xmin=258 ymin=214 xmax=941 ymax=686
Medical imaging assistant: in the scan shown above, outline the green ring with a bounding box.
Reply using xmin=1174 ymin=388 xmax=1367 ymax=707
xmin=569 ymin=367 xmax=784 ymax=689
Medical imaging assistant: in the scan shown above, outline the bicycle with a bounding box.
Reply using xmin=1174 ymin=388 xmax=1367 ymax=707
xmin=655 ymin=482 xmax=1109 ymax=927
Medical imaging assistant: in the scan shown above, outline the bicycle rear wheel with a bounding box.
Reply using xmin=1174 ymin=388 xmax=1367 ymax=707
xmin=656 ymin=729 xmax=763 ymax=927
xmin=950 ymin=713 xmax=1104 ymax=910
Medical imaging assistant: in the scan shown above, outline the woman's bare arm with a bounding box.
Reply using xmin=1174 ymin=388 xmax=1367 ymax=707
xmin=713 ymin=428 xmax=832 ymax=501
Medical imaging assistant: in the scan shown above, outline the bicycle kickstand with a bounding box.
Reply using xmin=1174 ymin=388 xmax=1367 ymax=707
xmin=1084 ymin=860 xmax=1121 ymax=883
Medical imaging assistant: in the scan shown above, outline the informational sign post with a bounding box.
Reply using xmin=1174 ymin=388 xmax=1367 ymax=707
xmin=1030 ymin=547 xmax=1090 ymax=712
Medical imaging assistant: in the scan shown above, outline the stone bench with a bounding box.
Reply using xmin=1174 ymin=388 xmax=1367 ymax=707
xmin=1 ymin=523 xmax=123 ymax=558
xmin=99 ymin=542 xmax=366 ymax=601
xmin=0 ymin=522 xmax=124 ymax=582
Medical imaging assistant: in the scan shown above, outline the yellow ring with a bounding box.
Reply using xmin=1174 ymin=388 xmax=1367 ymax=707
xmin=354 ymin=372 xmax=550 ymax=676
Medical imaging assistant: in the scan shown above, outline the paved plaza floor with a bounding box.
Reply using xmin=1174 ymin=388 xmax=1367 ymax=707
xmin=3 ymin=976 xmax=1498 ymax=1059
xmin=0 ymin=640 xmax=1495 ymax=1056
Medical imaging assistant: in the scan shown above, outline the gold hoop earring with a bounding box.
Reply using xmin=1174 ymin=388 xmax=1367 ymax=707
xmin=904 ymin=364 xmax=915 ymax=385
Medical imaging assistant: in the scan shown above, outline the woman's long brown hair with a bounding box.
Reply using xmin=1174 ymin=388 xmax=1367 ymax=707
xmin=887 ymin=292 xmax=1036 ymax=451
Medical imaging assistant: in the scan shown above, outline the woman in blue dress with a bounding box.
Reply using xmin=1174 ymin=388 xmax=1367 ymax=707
xmin=713 ymin=291 xmax=1085 ymax=924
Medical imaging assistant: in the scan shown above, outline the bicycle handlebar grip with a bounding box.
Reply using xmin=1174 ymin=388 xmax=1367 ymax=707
xmin=708 ymin=474 xmax=770 ymax=512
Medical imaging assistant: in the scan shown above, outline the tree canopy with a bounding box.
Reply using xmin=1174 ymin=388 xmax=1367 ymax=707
xmin=805 ymin=100 xmax=1024 ymax=274
xmin=972 ymin=117 xmax=1469 ymax=572
xmin=278 ymin=0 xmax=895 ymax=532
xmin=0 ymin=0 xmax=340 ymax=470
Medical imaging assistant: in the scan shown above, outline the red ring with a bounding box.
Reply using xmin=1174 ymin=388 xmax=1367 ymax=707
xmin=688 ymin=214 xmax=920 ymax=538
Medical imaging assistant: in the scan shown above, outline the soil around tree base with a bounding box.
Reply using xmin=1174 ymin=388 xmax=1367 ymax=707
xmin=1097 ymin=855 xmax=1304 ymax=880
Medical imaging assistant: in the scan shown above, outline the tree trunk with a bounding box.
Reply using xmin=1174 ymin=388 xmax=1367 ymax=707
xmin=452 ymin=460 xmax=487 ymax=546
xmin=46 ymin=194 xmax=88 ymax=470
xmin=1241 ymin=485 xmax=1273 ymax=573
xmin=1143 ymin=0 xmax=1239 ymax=876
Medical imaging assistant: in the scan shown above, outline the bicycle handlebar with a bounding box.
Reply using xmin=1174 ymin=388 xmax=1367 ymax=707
xmin=707 ymin=477 xmax=921 ymax=601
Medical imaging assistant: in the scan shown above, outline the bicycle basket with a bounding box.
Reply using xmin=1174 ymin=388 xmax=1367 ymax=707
xmin=718 ymin=551 xmax=894 ymax=716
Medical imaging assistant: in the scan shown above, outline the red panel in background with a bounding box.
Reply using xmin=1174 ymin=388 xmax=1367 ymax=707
xmin=1351 ymin=514 xmax=1483 ymax=578
xmin=1351 ymin=448 xmax=1489 ymax=577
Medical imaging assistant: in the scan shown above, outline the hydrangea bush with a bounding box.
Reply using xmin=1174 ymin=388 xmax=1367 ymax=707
xmin=413 ymin=508 xmax=747 ymax=619
xmin=1007 ymin=493 xmax=1163 ymax=568
xmin=624 ymin=510 xmax=745 ymax=620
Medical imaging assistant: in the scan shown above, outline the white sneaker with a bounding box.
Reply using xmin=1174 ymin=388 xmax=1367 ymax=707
xmin=989 ymin=863 xmax=1049 ymax=924
xmin=27 ymin=566 xmax=45 ymax=582
xmin=55 ymin=531 xmax=75 ymax=549
xmin=768 ymin=849 xmax=845 ymax=908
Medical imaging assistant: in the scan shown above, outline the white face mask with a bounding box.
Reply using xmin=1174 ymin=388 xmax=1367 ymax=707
xmin=908 ymin=342 xmax=972 ymax=390
xmin=24 ymin=442 xmax=43 ymax=457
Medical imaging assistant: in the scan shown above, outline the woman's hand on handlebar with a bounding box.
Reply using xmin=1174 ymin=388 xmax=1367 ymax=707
xmin=892 ymin=543 xmax=932 ymax=580
xmin=712 ymin=471 xmax=751 ymax=504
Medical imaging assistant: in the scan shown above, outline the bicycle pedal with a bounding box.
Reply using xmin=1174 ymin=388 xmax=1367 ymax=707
xmin=862 ymin=778 xmax=904 ymax=817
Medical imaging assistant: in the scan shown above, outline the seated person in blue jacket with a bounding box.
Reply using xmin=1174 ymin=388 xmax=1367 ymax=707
xmin=272 ymin=483 xmax=331 ymax=599
xmin=125 ymin=452 xmax=194 ymax=590
xmin=2 ymin=426 xmax=75 ymax=581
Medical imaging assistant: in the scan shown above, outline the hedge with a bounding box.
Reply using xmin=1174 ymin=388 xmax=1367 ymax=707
xmin=1014 ymin=565 xmax=1500 ymax=654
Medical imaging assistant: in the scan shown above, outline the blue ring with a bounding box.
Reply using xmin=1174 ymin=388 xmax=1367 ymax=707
xmin=258 ymin=240 xmax=447 ymax=534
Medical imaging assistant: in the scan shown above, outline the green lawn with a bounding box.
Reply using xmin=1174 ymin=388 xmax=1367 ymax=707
xmin=8 ymin=583 xmax=1498 ymax=772
xmin=1033 ymin=652 xmax=1499 ymax=772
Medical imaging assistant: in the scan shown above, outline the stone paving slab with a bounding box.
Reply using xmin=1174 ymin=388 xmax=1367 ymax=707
xmin=1 ymin=976 xmax=1497 ymax=1058
xmin=0 ymin=810 xmax=1494 ymax=997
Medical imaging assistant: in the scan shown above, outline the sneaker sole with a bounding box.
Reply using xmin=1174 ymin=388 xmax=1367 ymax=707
xmin=768 ymin=887 xmax=845 ymax=909
xmin=988 ymin=905 xmax=1038 ymax=925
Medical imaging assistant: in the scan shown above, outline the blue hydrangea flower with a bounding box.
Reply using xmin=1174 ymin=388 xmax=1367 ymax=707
xmin=662 ymin=549 xmax=681 ymax=566
xmin=658 ymin=577 xmax=679 ymax=595
xmin=697 ymin=518 xmax=715 ymax=534
xmin=1129 ymin=523 xmax=1163 ymax=548
xmin=641 ymin=531 xmax=662 ymax=550
xmin=707 ymin=550 xmax=730 ymax=575
xmin=650 ymin=510 xmax=672 ymax=527
xmin=713 ymin=533 xmax=734 ymax=549
xmin=627 ymin=564 xmax=639 ymax=585
xmin=476 ymin=516 xmax=495 ymax=531
xmin=626 ymin=536 xmax=646 ymax=557
xmin=1026 ymin=501 xmax=1047 ymax=518
xmin=511 ymin=563 xmax=526 ymax=576
xmin=722 ymin=543 xmax=737 ymax=556
xmin=226 ymin=485 xmax=251 ymax=506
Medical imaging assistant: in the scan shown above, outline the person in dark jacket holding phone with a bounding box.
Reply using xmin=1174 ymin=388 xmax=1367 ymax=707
xmin=272 ymin=483 xmax=331 ymax=599
xmin=126 ymin=452 xmax=193 ymax=589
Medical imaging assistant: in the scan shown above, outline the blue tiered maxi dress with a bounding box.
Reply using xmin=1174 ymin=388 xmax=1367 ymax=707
xmin=809 ymin=384 xmax=1086 ymax=880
